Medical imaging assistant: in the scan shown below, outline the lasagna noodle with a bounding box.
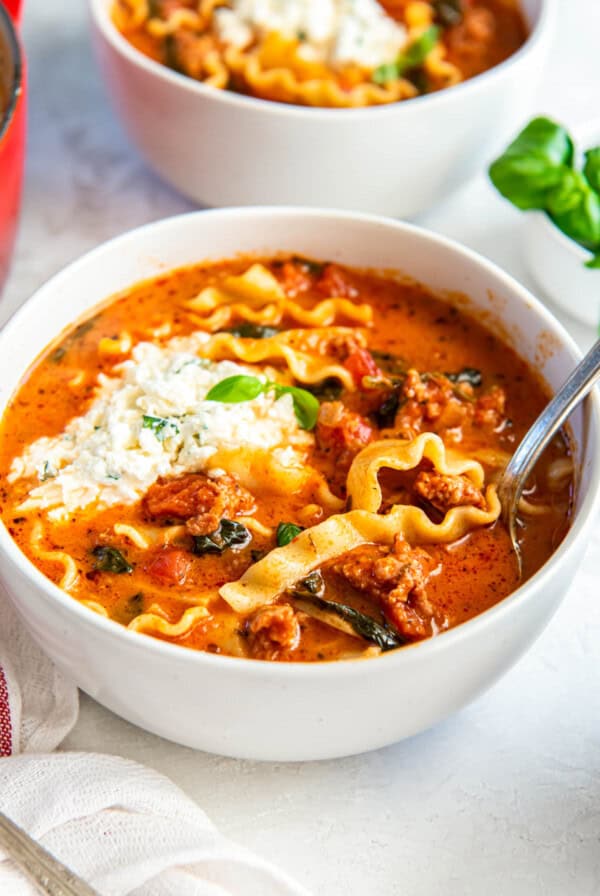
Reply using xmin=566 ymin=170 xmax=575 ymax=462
xmin=30 ymin=521 xmax=79 ymax=592
xmin=199 ymin=329 xmax=360 ymax=389
xmin=128 ymin=605 xmax=210 ymax=637
xmin=220 ymin=434 xmax=501 ymax=613
xmin=186 ymin=263 xmax=373 ymax=330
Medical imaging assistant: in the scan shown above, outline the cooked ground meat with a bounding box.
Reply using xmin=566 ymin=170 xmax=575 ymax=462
xmin=276 ymin=260 xmax=314 ymax=297
xmin=394 ymin=369 xmax=470 ymax=439
xmin=414 ymin=470 xmax=486 ymax=512
xmin=332 ymin=535 xmax=437 ymax=640
xmin=316 ymin=263 xmax=359 ymax=299
xmin=474 ymin=385 xmax=506 ymax=428
xmin=316 ymin=401 xmax=374 ymax=492
xmin=143 ymin=472 xmax=255 ymax=535
xmin=246 ymin=604 xmax=301 ymax=660
xmin=316 ymin=401 xmax=374 ymax=457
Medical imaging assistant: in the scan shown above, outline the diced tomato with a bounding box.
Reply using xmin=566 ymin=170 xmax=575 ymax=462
xmin=344 ymin=348 xmax=383 ymax=387
xmin=277 ymin=261 xmax=315 ymax=297
xmin=146 ymin=548 xmax=192 ymax=586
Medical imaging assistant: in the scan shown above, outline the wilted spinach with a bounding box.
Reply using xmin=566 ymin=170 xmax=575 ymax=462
xmin=192 ymin=519 xmax=251 ymax=555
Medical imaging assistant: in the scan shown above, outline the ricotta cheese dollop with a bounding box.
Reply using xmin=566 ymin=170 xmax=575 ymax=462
xmin=9 ymin=332 xmax=313 ymax=518
xmin=215 ymin=0 xmax=408 ymax=70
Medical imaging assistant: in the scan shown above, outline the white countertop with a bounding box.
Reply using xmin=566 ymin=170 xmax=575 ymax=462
xmin=4 ymin=2 xmax=600 ymax=893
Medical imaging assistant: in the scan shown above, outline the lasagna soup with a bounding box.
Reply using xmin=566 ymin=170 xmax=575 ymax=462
xmin=113 ymin=0 xmax=528 ymax=108
xmin=0 ymin=257 xmax=573 ymax=662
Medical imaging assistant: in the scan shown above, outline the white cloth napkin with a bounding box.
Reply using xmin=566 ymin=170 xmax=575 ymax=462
xmin=0 ymin=594 xmax=311 ymax=896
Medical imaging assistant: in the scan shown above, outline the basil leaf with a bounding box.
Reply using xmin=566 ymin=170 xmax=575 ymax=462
xmin=192 ymin=519 xmax=251 ymax=555
xmin=205 ymin=375 xmax=265 ymax=403
xmin=142 ymin=415 xmax=180 ymax=441
xmin=92 ymin=545 xmax=133 ymax=574
xmin=272 ymin=384 xmax=319 ymax=430
xmin=489 ymin=117 xmax=575 ymax=210
xmin=547 ymin=171 xmax=600 ymax=249
xmin=583 ymin=148 xmax=600 ymax=194
xmin=276 ymin=522 xmax=304 ymax=547
xmin=373 ymin=25 xmax=440 ymax=84
xmin=225 ymin=323 xmax=280 ymax=339
xmin=585 ymin=252 xmax=600 ymax=269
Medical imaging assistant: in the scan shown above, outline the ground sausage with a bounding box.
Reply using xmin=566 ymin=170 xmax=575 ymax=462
xmin=143 ymin=472 xmax=255 ymax=536
xmin=474 ymin=385 xmax=507 ymax=428
xmin=333 ymin=535 xmax=437 ymax=640
xmin=316 ymin=263 xmax=359 ymax=299
xmin=246 ymin=604 xmax=301 ymax=660
xmin=414 ymin=470 xmax=486 ymax=512
xmin=394 ymin=369 xmax=470 ymax=439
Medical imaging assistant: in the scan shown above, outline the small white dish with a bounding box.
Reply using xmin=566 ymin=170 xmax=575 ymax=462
xmin=523 ymin=121 xmax=600 ymax=329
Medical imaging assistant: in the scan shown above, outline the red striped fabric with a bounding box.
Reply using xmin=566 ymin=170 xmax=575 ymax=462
xmin=0 ymin=665 xmax=12 ymax=756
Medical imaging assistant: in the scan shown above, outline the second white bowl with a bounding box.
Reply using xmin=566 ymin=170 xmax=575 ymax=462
xmin=89 ymin=0 xmax=554 ymax=216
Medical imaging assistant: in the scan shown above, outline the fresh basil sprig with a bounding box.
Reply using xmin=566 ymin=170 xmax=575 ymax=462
xmin=489 ymin=117 xmax=600 ymax=268
xmin=373 ymin=25 xmax=440 ymax=85
xmin=205 ymin=375 xmax=319 ymax=430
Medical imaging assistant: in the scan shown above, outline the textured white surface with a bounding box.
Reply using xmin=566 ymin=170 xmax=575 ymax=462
xmin=2 ymin=1 xmax=600 ymax=893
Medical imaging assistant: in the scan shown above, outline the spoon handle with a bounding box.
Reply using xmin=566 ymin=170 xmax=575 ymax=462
xmin=501 ymin=338 xmax=600 ymax=509
xmin=0 ymin=812 xmax=100 ymax=896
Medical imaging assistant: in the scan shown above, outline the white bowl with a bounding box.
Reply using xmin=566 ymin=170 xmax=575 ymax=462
xmin=88 ymin=0 xmax=555 ymax=216
xmin=0 ymin=208 xmax=598 ymax=761
xmin=523 ymin=121 xmax=600 ymax=328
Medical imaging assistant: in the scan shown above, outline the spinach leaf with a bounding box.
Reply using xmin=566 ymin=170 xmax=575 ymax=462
xmin=226 ymin=323 xmax=280 ymax=339
xmin=290 ymin=256 xmax=324 ymax=276
xmin=293 ymin=570 xmax=325 ymax=597
xmin=304 ymin=377 xmax=343 ymax=402
xmin=370 ymin=350 xmax=407 ymax=377
xmin=432 ymin=0 xmax=463 ymax=27
xmin=374 ymin=389 xmax=401 ymax=429
xmin=205 ymin=375 xmax=265 ymax=403
xmin=192 ymin=519 xmax=251 ymax=555
xmin=206 ymin=375 xmax=319 ymax=430
xmin=583 ymin=148 xmax=600 ymax=194
xmin=276 ymin=522 xmax=304 ymax=547
xmin=92 ymin=545 xmax=133 ymax=574
xmin=446 ymin=367 xmax=482 ymax=387
xmin=142 ymin=415 xmax=180 ymax=441
xmin=547 ymin=170 xmax=600 ymax=249
xmin=293 ymin=592 xmax=404 ymax=651
xmin=489 ymin=117 xmax=575 ymax=210
xmin=373 ymin=26 xmax=440 ymax=84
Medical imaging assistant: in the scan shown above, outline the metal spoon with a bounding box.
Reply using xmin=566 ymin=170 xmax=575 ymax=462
xmin=497 ymin=338 xmax=600 ymax=576
xmin=0 ymin=811 xmax=100 ymax=896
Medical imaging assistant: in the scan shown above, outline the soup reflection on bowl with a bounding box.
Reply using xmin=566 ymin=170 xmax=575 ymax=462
xmin=89 ymin=0 xmax=556 ymax=214
xmin=0 ymin=209 xmax=597 ymax=760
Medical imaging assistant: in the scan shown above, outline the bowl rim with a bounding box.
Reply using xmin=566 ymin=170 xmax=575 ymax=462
xmin=0 ymin=2 xmax=22 ymax=144
xmin=1 ymin=205 xmax=598 ymax=679
xmin=88 ymin=0 xmax=556 ymax=120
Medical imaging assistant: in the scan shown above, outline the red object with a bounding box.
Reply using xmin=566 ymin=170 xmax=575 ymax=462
xmin=344 ymin=347 xmax=383 ymax=387
xmin=0 ymin=0 xmax=25 ymax=294
xmin=147 ymin=548 xmax=192 ymax=587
